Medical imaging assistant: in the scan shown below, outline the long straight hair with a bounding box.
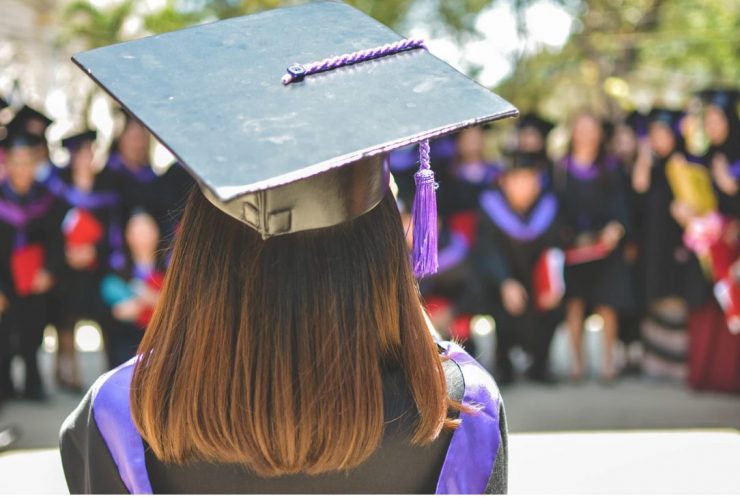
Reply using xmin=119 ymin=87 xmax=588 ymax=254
xmin=130 ymin=187 xmax=455 ymax=476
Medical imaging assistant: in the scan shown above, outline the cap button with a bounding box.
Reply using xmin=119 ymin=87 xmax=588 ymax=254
xmin=287 ymin=63 xmax=306 ymax=82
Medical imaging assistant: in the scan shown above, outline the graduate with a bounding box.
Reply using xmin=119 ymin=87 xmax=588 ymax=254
xmin=106 ymin=113 xmax=160 ymax=223
xmin=55 ymin=130 xmax=123 ymax=386
xmin=611 ymin=111 xmax=649 ymax=374
xmin=476 ymin=151 xmax=563 ymax=384
xmin=100 ymin=210 xmax=165 ymax=367
xmin=7 ymin=106 xmax=70 ymax=348
xmin=683 ymin=89 xmax=740 ymax=392
xmin=445 ymin=126 xmax=503 ymax=243
xmin=555 ymin=112 xmax=631 ymax=382
xmin=631 ymin=108 xmax=695 ymax=380
xmin=699 ymin=89 xmax=740 ymax=217
xmin=60 ymin=2 xmax=517 ymax=493
xmin=0 ymin=123 xmax=65 ymax=400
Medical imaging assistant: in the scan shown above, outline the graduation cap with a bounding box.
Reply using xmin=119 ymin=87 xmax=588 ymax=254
xmin=61 ymin=129 xmax=97 ymax=152
xmin=648 ymin=108 xmax=683 ymax=133
xmin=698 ymin=89 xmax=738 ymax=112
xmin=12 ymin=105 xmax=53 ymax=139
xmin=0 ymin=118 xmax=44 ymax=150
xmin=516 ymin=113 xmax=555 ymax=138
xmin=72 ymin=1 xmax=517 ymax=277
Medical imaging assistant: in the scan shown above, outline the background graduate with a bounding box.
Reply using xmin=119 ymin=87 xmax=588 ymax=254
xmin=55 ymin=129 xmax=122 ymax=386
xmin=476 ymin=150 xmax=563 ymax=385
xmin=555 ymin=112 xmax=631 ymax=382
xmin=631 ymin=108 xmax=695 ymax=380
xmin=0 ymin=122 xmax=65 ymax=401
xmin=59 ymin=3 xmax=516 ymax=493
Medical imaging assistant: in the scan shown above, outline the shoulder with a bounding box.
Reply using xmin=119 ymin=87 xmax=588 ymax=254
xmin=61 ymin=358 xmax=137 ymax=441
xmin=439 ymin=341 xmax=501 ymax=409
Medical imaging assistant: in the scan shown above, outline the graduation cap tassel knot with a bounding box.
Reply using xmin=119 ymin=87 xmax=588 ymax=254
xmin=282 ymin=38 xmax=427 ymax=85
xmin=412 ymin=139 xmax=438 ymax=278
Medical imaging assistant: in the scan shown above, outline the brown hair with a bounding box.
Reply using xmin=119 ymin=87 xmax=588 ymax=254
xmin=130 ymin=187 xmax=455 ymax=476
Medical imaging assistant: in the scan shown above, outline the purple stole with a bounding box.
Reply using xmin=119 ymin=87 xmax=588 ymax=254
xmin=107 ymin=154 xmax=157 ymax=184
xmin=436 ymin=232 xmax=469 ymax=273
xmin=0 ymin=185 xmax=56 ymax=247
xmin=480 ymin=189 xmax=558 ymax=242
xmin=90 ymin=342 xmax=501 ymax=494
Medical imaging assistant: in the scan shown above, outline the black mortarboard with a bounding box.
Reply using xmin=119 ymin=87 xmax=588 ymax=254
xmin=1 ymin=118 xmax=44 ymax=150
xmin=698 ymin=89 xmax=739 ymax=112
xmin=516 ymin=113 xmax=555 ymax=138
xmin=10 ymin=105 xmax=53 ymax=141
xmin=61 ymin=129 xmax=98 ymax=152
xmin=648 ymin=108 xmax=683 ymax=133
xmin=72 ymin=1 xmax=517 ymax=276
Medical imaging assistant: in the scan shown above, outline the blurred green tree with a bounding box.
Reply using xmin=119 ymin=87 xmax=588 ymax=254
xmin=496 ymin=0 xmax=740 ymax=120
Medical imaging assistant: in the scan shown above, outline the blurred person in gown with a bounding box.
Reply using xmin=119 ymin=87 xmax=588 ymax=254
xmin=554 ymin=112 xmax=631 ymax=383
xmin=631 ymin=109 xmax=695 ymax=380
xmin=610 ymin=111 xmax=649 ymax=374
xmin=55 ymin=130 xmax=123 ymax=390
xmin=100 ymin=211 xmax=165 ymax=368
xmin=476 ymin=151 xmax=563 ymax=385
xmin=0 ymin=124 xmax=65 ymax=400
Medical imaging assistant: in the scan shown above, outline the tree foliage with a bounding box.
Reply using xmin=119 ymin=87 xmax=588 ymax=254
xmin=496 ymin=0 xmax=740 ymax=120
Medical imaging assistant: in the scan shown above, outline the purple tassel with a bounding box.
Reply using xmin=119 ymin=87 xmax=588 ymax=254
xmin=412 ymin=139 xmax=438 ymax=278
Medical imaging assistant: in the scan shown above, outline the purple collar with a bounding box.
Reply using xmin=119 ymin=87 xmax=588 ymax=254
xmin=730 ymin=159 xmax=740 ymax=179
xmin=562 ymin=154 xmax=617 ymax=181
xmin=90 ymin=342 xmax=502 ymax=494
xmin=0 ymin=185 xmax=56 ymax=228
xmin=436 ymin=232 xmax=469 ymax=273
xmin=107 ymin=153 xmax=157 ymax=183
xmin=480 ymin=189 xmax=558 ymax=241
xmin=65 ymin=186 xmax=120 ymax=211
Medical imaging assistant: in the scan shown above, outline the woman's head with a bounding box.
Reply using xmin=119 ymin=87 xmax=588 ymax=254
xmin=570 ymin=112 xmax=604 ymax=154
xmin=5 ymin=144 xmax=39 ymax=194
xmin=125 ymin=211 xmax=160 ymax=262
xmin=500 ymin=167 xmax=542 ymax=212
xmin=131 ymin=187 xmax=452 ymax=476
xmin=456 ymin=126 xmax=486 ymax=163
xmin=117 ymin=118 xmax=151 ymax=166
xmin=704 ymin=105 xmax=731 ymax=146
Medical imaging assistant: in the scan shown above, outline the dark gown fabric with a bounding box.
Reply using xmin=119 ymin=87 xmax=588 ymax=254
xmin=106 ymin=153 xmax=160 ymax=223
xmin=0 ymin=182 xmax=66 ymax=398
xmin=59 ymin=344 xmax=507 ymax=494
xmin=475 ymin=187 xmax=563 ymax=378
xmin=638 ymin=155 xmax=697 ymax=305
xmin=554 ymin=155 xmax=632 ymax=310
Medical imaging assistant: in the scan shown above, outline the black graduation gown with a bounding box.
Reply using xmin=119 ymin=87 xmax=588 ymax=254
xmin=0 ymin=182 xmax=65 ymax=398
xmin=59 ymin=349 xmax=508 ymax=494
xmin=106 ymin=153 xmax=161 ymax=223
xmin=56 ymin=167 xmax=124 ymax=329
xmin=154 ymin=162 xmax=195 ymax=247
xmin=475 ymin=187 xmax=562 ymax=377
xmin=555 ymin=155 xmax=632 ymax=310
xmin=639 ymin=156 xmax=697 ymax=305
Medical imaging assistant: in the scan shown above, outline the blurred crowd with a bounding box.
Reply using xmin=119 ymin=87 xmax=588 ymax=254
xmin=393 ymin=89 xmax=740 ymax=389
xmin=0 ymin=87 xmax=738 ymax=419
xmin=0 ymin=98 xmax=193 ymax=404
